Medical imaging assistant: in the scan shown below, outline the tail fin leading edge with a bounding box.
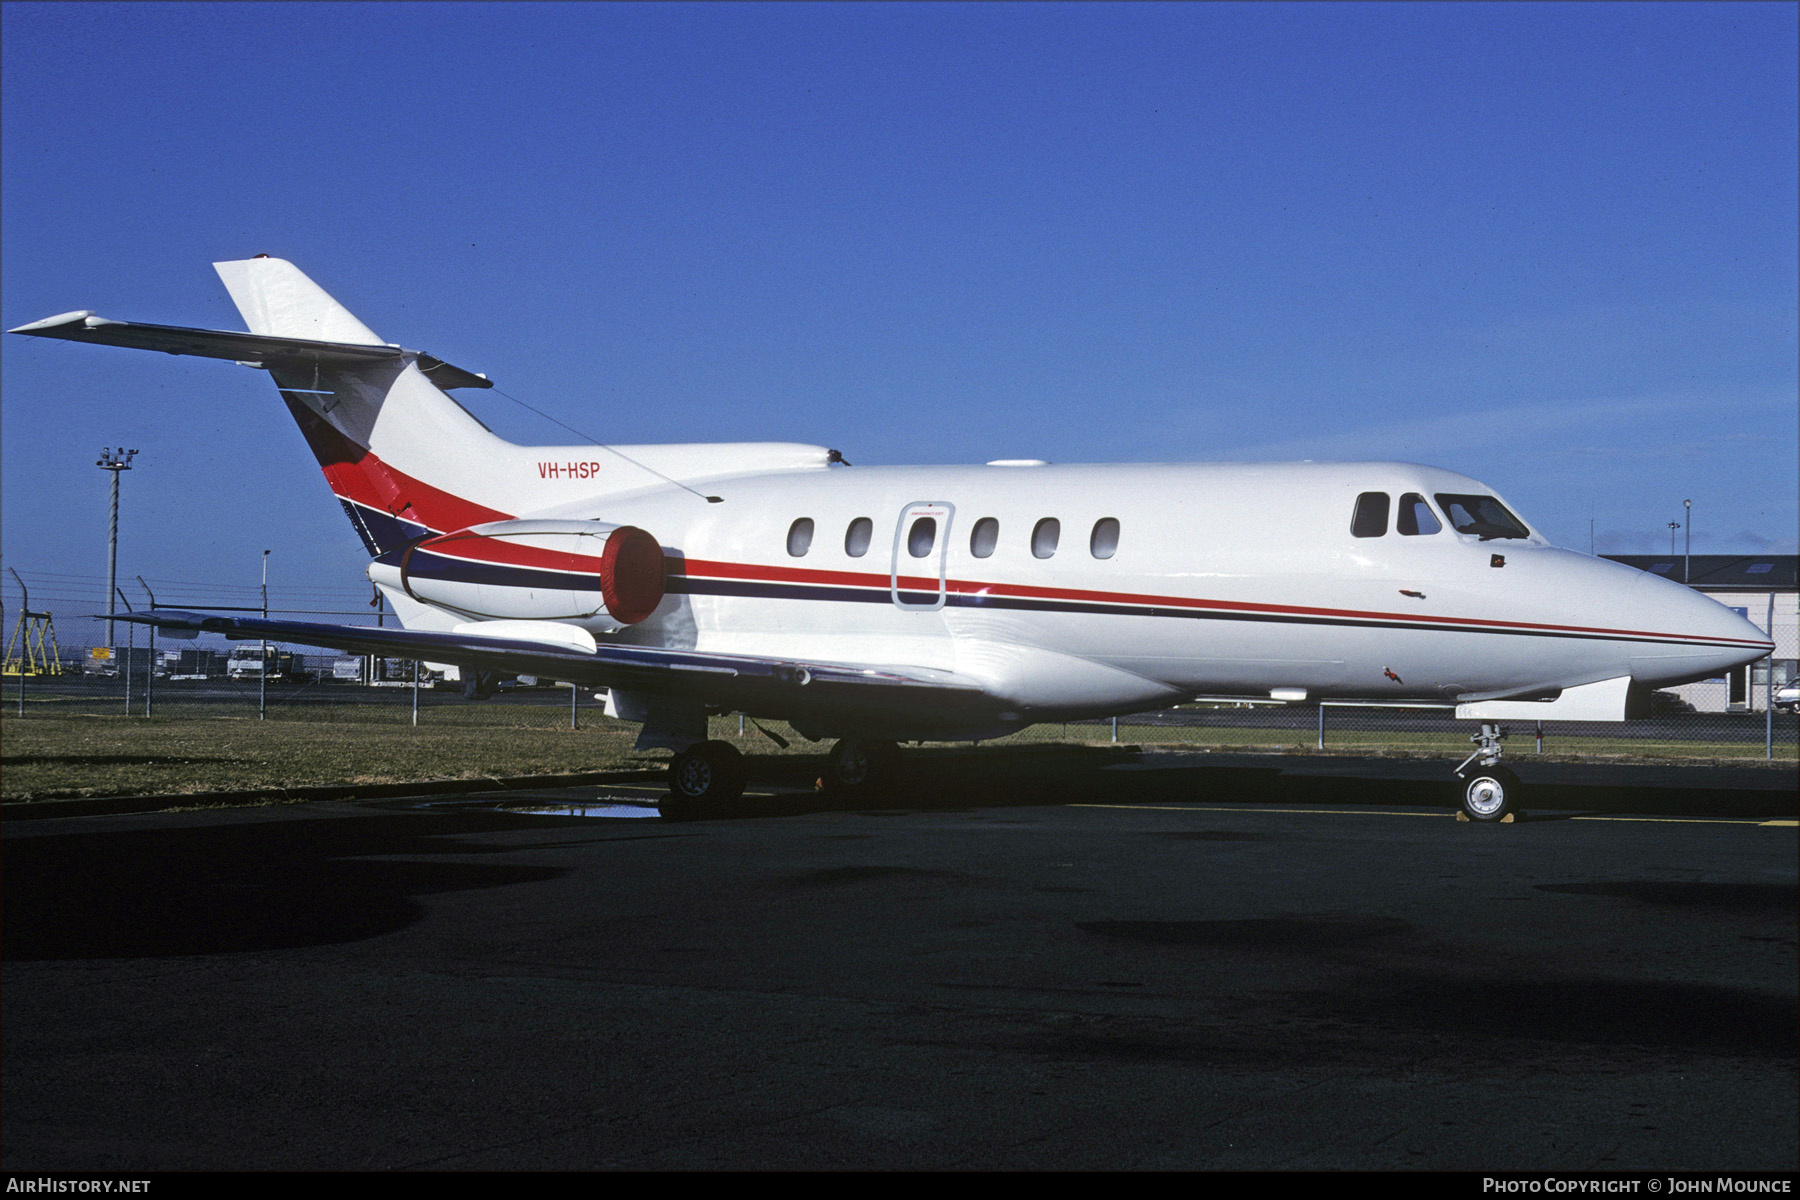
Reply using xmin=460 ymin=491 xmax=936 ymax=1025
xmin=213 ymin=256 xmax=386 ymax=345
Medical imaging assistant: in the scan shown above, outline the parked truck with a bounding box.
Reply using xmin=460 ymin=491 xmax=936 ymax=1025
xmin=226 ymin=646 xmax=304 ymax=681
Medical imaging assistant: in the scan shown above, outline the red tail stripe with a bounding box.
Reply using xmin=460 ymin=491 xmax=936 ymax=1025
xmin=285 ymin=396 xmax=511 ymax=533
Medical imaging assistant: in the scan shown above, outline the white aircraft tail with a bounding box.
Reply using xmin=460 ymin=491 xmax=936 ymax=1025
xmin=13 ymin=257 xmax=836 ymax=556
xmin=208 ymin=257 xmax=524 ymax=554
xmin=214 ymin=256 xmax=385 ymax=344
xmin=207 ymin=258 xmax=833 ymax=555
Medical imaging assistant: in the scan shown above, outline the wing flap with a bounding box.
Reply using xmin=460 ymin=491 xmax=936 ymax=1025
xmin=114 ymin=612 xmax=987 ymax=715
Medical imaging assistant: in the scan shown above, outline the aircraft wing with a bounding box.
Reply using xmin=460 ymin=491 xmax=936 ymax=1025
xmin=115 ymin=611 xmax=990 ymax=723
xmin=8 ymin=311 xmax=492 ymax=390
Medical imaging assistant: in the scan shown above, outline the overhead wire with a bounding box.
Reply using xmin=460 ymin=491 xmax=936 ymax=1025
xmin=485 ymin=383 xmax=723 ymax=504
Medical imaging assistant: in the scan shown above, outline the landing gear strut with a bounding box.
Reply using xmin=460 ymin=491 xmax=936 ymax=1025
xmin=1454 ymin=723 xmax=1521 ymax=822
xmin=661 ymin=740 xmax=746 ymax=819
xmin=820 ymin=738 xmax=901 ymax=796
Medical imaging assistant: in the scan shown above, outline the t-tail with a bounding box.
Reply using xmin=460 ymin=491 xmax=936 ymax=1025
xmin=10 ymin=256 xmax=834 ymax=557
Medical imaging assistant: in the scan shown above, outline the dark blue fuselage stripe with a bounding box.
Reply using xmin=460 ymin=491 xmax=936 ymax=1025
xmin=667 ymin=574 xmax=1742 ymax=649
xmin=403 ymin=548 xmax=597 ymax=593
xmin=344 ymin=498 xmax=433 ymax=555
xmin=394 ymin=553 xmax=1745 ymax=650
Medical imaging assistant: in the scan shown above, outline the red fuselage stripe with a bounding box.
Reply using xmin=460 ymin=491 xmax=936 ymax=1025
xmin=673 ymin=557 xmax=1770 ymax=649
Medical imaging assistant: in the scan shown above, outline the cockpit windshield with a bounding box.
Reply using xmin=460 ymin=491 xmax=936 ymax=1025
xmin=1434 ymin=494 xmax=1531 ymax=541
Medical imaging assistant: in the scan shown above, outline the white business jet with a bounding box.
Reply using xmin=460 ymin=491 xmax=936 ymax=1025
xmin=9 ymin=258 xmax=1773 ymax=819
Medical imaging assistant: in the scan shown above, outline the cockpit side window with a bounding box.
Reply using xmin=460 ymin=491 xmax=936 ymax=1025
xmin=1351 ymin=492 xmax=1390 ymax=538
xmin=1434 ymin=493 xmax=1530 ymax=540
xmin=1397 ymin=493 xmax=1441 ymax=536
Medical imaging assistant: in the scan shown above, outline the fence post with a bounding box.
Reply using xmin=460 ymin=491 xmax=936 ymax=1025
xmin=119 ymin=589 xmax=133 ymax=717
xmin=1317 ymin=703 xmax=1325 ymax=750
xmin=1767 ymin=593 xmax=1776 ymax=761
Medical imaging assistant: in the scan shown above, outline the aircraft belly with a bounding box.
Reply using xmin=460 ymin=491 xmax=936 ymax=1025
xmin=952 ymin=639 xmax=1185 ymax=714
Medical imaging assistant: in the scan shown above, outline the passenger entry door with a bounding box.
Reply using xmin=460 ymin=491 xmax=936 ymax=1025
xmin=891 ymin=502 xmax=953 ymax=610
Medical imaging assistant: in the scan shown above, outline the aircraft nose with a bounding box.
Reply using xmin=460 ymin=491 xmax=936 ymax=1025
xmin=1625 ymin=569 xmax=1773 ymax=689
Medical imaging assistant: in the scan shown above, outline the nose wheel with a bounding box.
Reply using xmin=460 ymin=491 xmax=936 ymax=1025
xmin=1454 ymin=723 xmax=1523 ymax=822
xmin=1460 ymin=764 xmax=1520 ymax=821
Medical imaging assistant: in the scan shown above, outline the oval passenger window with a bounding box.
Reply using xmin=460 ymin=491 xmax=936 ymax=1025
xmin=786 ymin=518 xmax=814 ymax=557
xmin=1090 ymin=518 xmax=1119 ymax=559
xmin=908 ymin=517 xmax=937 ymax=558
xmin=845 ymin=517 xmax=873 ymax=557
xmin=970 ymin=518 xmax=999 ymax=559
xmin=1032 ymin=518 xmax=1060 ymax=559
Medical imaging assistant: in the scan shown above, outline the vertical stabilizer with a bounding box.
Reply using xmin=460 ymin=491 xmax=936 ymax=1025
xmin=214 ymin=257 xmax=385 ymax=345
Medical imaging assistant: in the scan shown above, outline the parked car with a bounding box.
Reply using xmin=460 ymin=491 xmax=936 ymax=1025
xmin=1776 ymin=684 xmax=1800 ymax=715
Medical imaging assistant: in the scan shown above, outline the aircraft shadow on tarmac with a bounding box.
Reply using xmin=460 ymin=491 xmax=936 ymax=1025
xmin=0 ymin=811 xmax=580 ymax=961
xmin=654 ymin=742 xmax=1798 ymax=822
xmin=3 ymin=745 xmax=1790 ymax=962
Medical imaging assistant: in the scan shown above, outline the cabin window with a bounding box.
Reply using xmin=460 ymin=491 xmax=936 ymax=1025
xmin=908 ymin=516 xmax=937 ymax=558
xmin=1396 ymin=493 xmax=1441 ymax=536
xmin=1351 ymin=492 xmax=1390 ymax=538
xmin=786 ymin=518 xmax=814 ymax=557
xmin=970 ymin=517 xmax=999 ymax=558
xmin=1032 ymin=518 xmax=1061 ymax=559
xmin=1090 ymin=517 xmax=1120 ymax=559
xmin=845 ymin=517 xmax=873 ymax=557
xmin=1434 ymin=493 xmax=1530 ymax=540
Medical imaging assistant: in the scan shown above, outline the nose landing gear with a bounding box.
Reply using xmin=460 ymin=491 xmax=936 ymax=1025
xmin=1455 ymin=723 xmax=1522 ymax=822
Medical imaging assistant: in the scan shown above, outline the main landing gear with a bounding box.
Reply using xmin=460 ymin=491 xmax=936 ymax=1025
xmin=820 ymin=737 xmax=902 ymax=797
xmin=660 ymin=740 xmax=746 ymax=820
xmin=1454 ymin=723 xmax=1522 ymax=822
xmin=658 ymin=734 xmax=906 ymax=819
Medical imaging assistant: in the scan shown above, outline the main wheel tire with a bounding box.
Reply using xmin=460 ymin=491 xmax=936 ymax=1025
xmin=1459 ymin=764 xmax=1521 ymax=822
xmin=665 ymin=740 xmax=746 ymax=811
xmin=823 ymin=738 xmax=901 ymax=794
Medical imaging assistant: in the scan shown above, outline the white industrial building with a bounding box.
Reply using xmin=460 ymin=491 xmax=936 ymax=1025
xmin=1603 ymin=555 xmax=1798 ymax=713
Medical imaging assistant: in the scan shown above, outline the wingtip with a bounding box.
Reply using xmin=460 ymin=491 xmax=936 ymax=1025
xmin=8 ymin=310 xmax=95 ymax=334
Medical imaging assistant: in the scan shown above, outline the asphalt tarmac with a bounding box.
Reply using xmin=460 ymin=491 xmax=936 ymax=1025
xmin=3 ymin=748 xmax=1795 ymax=1171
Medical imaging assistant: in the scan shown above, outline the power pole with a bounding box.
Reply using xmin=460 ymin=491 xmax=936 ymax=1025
xmin=96 ymin=448 xmax=137 ymax=646
xmin=1683 ymin=498 xmax=1692 ymax=584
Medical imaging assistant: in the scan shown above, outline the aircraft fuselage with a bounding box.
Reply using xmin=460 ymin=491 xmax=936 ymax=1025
xmin=369 ymin=457 xmax=1765 ymax=737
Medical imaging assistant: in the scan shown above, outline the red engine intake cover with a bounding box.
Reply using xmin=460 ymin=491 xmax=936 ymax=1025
xmin=598 ymin=525 xmax=665 ymax=625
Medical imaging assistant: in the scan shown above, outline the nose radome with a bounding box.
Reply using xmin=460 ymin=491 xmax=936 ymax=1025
xmin=1626 ymin=569 xmax=1773 ymax=689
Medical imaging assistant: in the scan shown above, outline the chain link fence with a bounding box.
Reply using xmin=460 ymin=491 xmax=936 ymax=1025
xmin=8 ymin=601 xmax=1796 ymax=761
xmin=999 ymin=691 xmax=1796 ymax=761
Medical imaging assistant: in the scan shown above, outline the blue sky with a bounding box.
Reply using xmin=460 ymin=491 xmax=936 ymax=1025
xmin=3 ymin=1 xmax=1795 ymax=624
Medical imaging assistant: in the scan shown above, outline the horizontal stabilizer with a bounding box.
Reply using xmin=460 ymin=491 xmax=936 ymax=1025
xmin=7 ymin=312 xmax=492 ymax=389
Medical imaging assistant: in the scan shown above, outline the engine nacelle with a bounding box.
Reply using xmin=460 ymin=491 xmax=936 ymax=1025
xmin=376 ymin=519 xmax=665 ymax=627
